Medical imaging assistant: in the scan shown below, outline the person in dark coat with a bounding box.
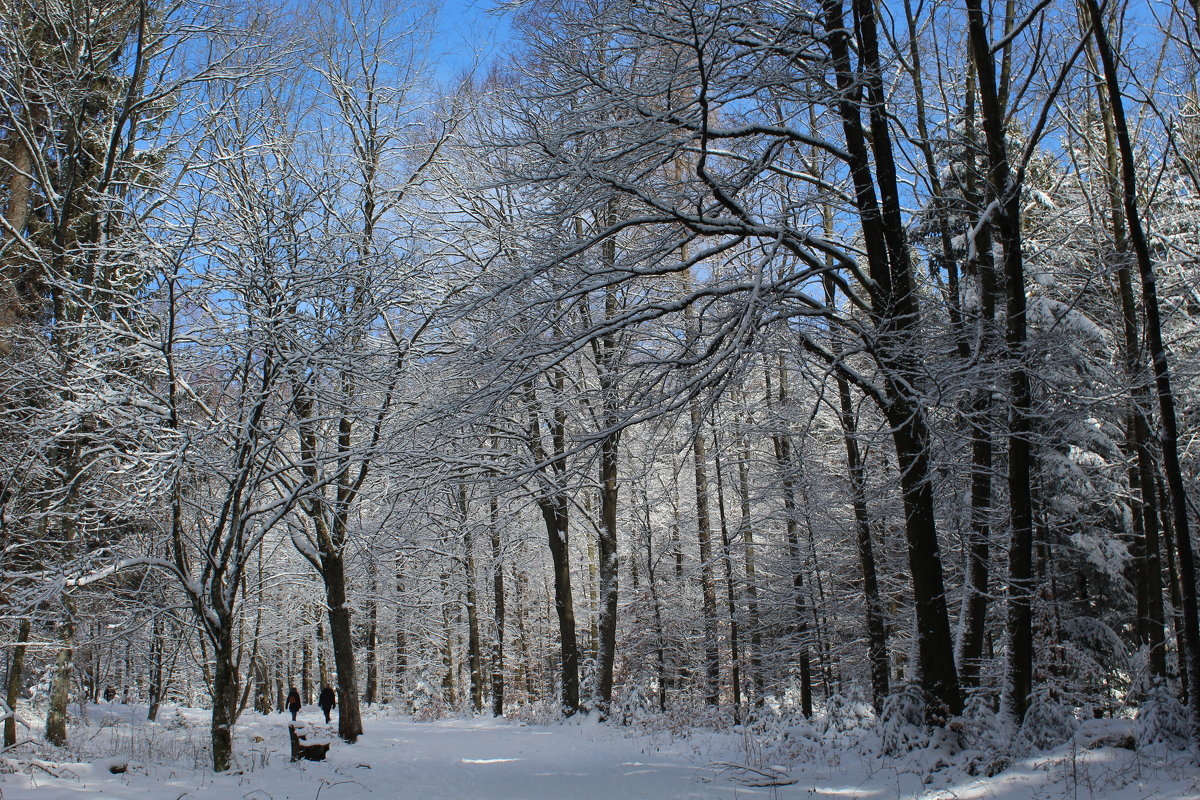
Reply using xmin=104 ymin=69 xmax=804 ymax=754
xmin=285 ymin=687 xmax=302 ymax=721
xmin=318 ymin=685 xmax=336 ymax=723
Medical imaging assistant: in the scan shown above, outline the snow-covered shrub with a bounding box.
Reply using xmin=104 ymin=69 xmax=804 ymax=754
xmin=508 ymin=698 xmax=563 ymax=726
xmin=1135 ymin=684 xmax=1190 ymax=752
xmin=822 ymin=687 xmax=875 ymax=735
xmin=164 ymin=709 xmax=190 ymax=730
xmin=615 ymin=684 xmax=657 ymax=725
xmin=1016 ymin=688 xmax=1077 ymax=751
xmin=952 ymin=692 xmax=1014 ymax=776
xmin=881 ymin=685 xmax=927 ymax=755
xmin=410 ymin=677 xmax=447 ymax=721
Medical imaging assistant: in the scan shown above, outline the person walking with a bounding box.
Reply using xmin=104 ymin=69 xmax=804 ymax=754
xmin=285 ymin=687 xmax=302 ymax=721
xmin=318 ymin=685 xmax=336 ymax=724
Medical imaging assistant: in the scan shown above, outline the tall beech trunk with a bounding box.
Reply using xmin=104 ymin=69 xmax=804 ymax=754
xmin=526 ymin=374 xmax=580 ymax=715
xmin=210 ymin=625 xmax=238 ymax=773
xmin=592 ymin=274 xmax=621 ymax=715
xmin=1157 ymin=473 xmax=1189 ymax=701
xmin=965 ymin=0 xmax=1036 ymax=723
xmin=821 ymin=0 xmax=960 ymax=721
xmin=0 ymin=120 xmax=35 ymax=322
xmin=1085 ymin=0 xmax=1200 ymax=734
xmin=712 ymin=419 xmax=742 ymax=719
xmin=540 ymin=494 xmax=579 ymax=714
xmin=767 ymin=366 xmax=813 ymax=717
xmin=489 ymin=494 xmax=506 ymax=717
xmin=835 ymin=369 xmax=890 ymax=711
xmin=595 ymin=425 xmax=619 ymax=714
xmin=462 ymin=487 xmax=484 ymax=715
xmin=736 ymin=438 xmax=765 ymax=701
xmin=690 ymin=399 xmax=722 ymax=708
xmin=954 ymin=65 xmax=999 ymax=695
xmin=586 ymin=507 xmax=599 ymax=660
xmin=45 ymin=598 xmax=76 ymax=747
xmin=1088 ymin=40 xmax=1168 ymax=680
xmin=395 ymin=573 xmax=408 ymax=703
xmin=365 ymin=560 xmax=379 ymax=705
xmin=321 ymin=551 xmax=363 ymax=741
xmin=302 ymin=632 xmax=312 ymax=704
xmin=823 ymin=232 xmax=890 ymax=712
xmin=4 ymin=619 xmax=30 ymax=746
xmin=147 ymin=615 xmax=165 ymax=722
xmin=440 ymin=569 xmax=458 ymax=705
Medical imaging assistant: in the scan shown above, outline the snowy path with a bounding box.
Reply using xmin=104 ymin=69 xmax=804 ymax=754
xmin=4 ymin=708 xmax=1199 ymax=800
xmin=279 ymin=716 xmax=758 ymax=800
xmin=3 ymin=713 xmax=780 ymax=800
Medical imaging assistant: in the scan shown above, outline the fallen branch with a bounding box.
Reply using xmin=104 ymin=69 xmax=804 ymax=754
xmin=1 ymin=737 xmax=39 ymax=754
xmin=710 ymin=760 xmax=799 ymax=787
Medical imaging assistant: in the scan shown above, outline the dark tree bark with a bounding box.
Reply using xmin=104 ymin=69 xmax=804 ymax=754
xmin=821 ymin=0 xmax=961 ymax=721
xmin=1085 ymin=0 xmax=1200 ymax=736
xmin=526 ymin=375 xmax=580 ymax=715
xmin=690 ymin=398 xmax=722 ymax=708
xmin=965 ymin=0 xmax=1036 ymax=724
xmin=766 ymin=367 xmax=813 ymax=718
xmin=835 ymin=368 xmax=890 ymax=711
xmin=1089 ymin=46 xmax=1169 ymax=680
xmin=147 ymin=615 xmax=165 ymax=722
xmin=44 ymin=597 xmax=75 ymax=747
xmin=735 ymin=437 xmax=765 ymax=702
xmin=210 ymin=626 xmax=238 ymax=772
xmin=461 ymin=486 xmax=484 ymax=715
xmin=712 ymin=417 xmax=742 ymax=720
xmin=365 ymin=560 xmax=379 ymax=705
xmin=4 ymin=619 xmax=30 ymax=746
xmin=321 ymin=551 xmax=364 ymax=741
xmin=590 ymin=263 xmax=621 ymax=716
xmin=489 ymin=494 xmax=506 ymax=717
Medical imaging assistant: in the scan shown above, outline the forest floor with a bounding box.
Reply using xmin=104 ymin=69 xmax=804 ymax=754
xmin=1 ymin=702 xmax=1197 ymax=799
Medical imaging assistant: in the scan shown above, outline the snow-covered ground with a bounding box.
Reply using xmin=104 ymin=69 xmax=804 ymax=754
xmin=2 ymin=703 xmax=1197 ymax=799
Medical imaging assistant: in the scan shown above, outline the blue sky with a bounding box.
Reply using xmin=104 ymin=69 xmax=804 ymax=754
xmin=432 ymin=0 xmax=514 ymax=82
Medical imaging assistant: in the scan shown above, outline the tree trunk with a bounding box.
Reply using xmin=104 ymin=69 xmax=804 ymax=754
xmin=540 ymin=494 xmax=580 ymax=715
xmin=463 ymin=488 xmax=484 ymax=715
xmin=322 ymin=552 xmax=363 ymax=742
xmin=965 ymin=0 xmax=1036 ymax=724
xmin=1085 ymin=0 xmax=1200 ymax=735
xmin=592 ymin=230 xmax=622 ymax=717
xmin=822 ymin=0 xmax=961 ymax=721
xmin=834 ymin=370 xmax=890 ymax=711
xmin=736 ymin=439 xmax=765 ymax=701
xmin=955 ymin=69 xmax=998 ymax=695
xmin=440 ymin=569 xmax=457 ymax=706
xmin=210 ymin=627 xmax=238 ymax=772
xmin=395 ymin=573 xmax=408 ymax=705
xmin=45 ymin=599 xmax=76 ymax=747
xmin=526 ymin=372 xmax=580 ymax=716
xmin=4 ymin=618 xmax=29 ymax=746
xmin=712 ymin=418 xmax=742 ymax=720
xmin=767 ymin=368 xmax=813 ymax=717
xmin=0 ymin=121 xmax=34 ymax=321
xmin=688 ymin=398 xmax=722 ymax=709
xmin=147 ymin=615 xmax=164 ymax=722
xmin=365 ymin=557 xmax=379 ymax=706
xmin=1085 ymin=27 xmax=1169 ymax=683
xmin=302 ymin=628 xmax=313 ymax=705
xmin=595 ymin=431 xmax=620 ymax=715
xmin=489 ymin=494 xmax=506 ymax=717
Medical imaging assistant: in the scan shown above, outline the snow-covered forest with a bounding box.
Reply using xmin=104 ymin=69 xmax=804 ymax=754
xmin=4 ymin=0 xmax=1200 ymax=795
